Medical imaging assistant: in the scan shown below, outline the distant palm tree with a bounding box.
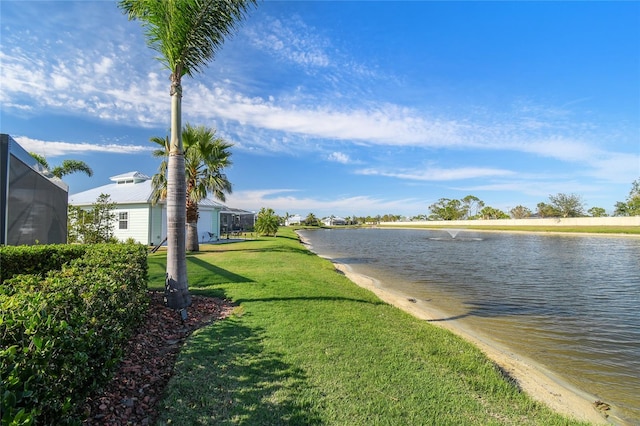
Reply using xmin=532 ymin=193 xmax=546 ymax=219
xmin=119 ymin=0 xmax=256 ymax=313
xmin=151 ymin=124 xmax=233 ymax=252
xmin=255 ymin=207 xmax=279 ymax=236
xmin=305 ymin=213 xmax=319 ymax=226
xmin=30 ymin=153 xmax=93 ymax=179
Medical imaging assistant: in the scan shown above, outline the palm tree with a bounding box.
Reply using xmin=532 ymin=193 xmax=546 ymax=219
xmin=255 ymin=207 xmax=279 ymax=236
xmin=119 ymin=0 xmax=256 ymax=314
xmin=30 ymin=153 xmax=93 ymax=179
xmin=151 ymin=124 xmax=233 ymax=252
xmin=305 ymin=213 xmax=319 ymax=226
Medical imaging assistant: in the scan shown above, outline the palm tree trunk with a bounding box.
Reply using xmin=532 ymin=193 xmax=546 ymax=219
xmin=186 ymin=199 xmax=200 ymax=252
xmin=165 ymin=78 xmax=191 ymax=313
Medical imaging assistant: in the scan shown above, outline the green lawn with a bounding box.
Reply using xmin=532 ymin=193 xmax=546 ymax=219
xmin=148 ymin=228 xmax=590 ymax=425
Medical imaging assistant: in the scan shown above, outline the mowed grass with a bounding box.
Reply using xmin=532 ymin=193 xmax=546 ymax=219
xmin=148 ymin=228 xmax=589 ymax=425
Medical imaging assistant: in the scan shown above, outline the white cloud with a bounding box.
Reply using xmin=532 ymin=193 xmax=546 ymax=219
xmin=51 ymin=72 xmax=72 ymax=90
xmin=14 ymin=136 xmax=154 ymax=157
xmin=461 ymin=179 xmax=604 ymax=202
xmin=2 ymin=3 xmax=636 ymax=195
xmin=224 ymin=189 xmax=426 ymax=217
xmin=187 ymin=83 xmax=468 ymax=147
xmin=512 ymin=137 xmax=640 ymax=184
xmin=516 ymin=137 xmax=598 ymax=163
xmin=1 ymin=41 xmax=167 ymax=128
xmin=328 ymin=152 xmax=351 ymax=164
xmin=246 ymin=16 xmax=331 ymax=69
xmin=94 ymin=56 xmax=114 ymax=75
xmin=586 ymin=151 xmax=640 ymax=183
xmin=357 ymin=166 xmax=515 ymax=182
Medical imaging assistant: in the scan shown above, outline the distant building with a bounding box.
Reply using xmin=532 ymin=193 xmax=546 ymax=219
xmin=322 ymin=216 xmax=346 ymax=226
xmin=1 ymin=134 xmax=68 ymax=245
xmin=285 ymin=214 xmax=302 ymax=226
xmin=69 ymin=171 xmax=224 ymax=245
xmin=220 ymin=206 xmax=255 ymax=235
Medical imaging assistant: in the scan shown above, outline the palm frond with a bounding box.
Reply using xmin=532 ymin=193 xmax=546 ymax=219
xmin=119 ymin=0 xmax=257 ymax=78
xmin=29 ymin=152 xmax=50 ymax=170
xmin=53 ymin=160 xmax=93 ymax=178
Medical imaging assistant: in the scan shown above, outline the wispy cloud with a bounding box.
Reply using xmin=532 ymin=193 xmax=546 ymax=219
xmin=4 ymin=37 xmax=634 ymax=191
xmin=512 ymin=137 xmax=639 ymax=183
xmin=243 ymin=13 xmax=383 ymax=84
xmin=1 ymin=46 xmax=168 ymax=126
xmin=186 ymin=83 xmax=469 ymax=147
xmin=245 ymin=16 xmax=331 ymax=69
xmin=460 ymin=179 xmax=608 ymax=206
xmin=2 ymin=2 xmax=636 ymax=195
xmin=14 ymin=136 xmax=154 ymax=157
xmin=357 ymin=166 xmax=514 ymax=181
xmin=328 ymin=151 xmax=352 ymax=164
xmin=224 ymin=189 xmax=426 ymax=216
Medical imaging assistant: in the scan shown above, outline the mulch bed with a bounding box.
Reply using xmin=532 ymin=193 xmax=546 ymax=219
xmin=82 ymin=291 xmax=234 ymax=425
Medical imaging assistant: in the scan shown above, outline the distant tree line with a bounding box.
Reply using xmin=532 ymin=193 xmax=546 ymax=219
xmin=286 ymin=178 xmax=639 ymax=225
xmin=295 ymin=213 xmax=404 ymax=226
xmin=613 ymin=178 xmax=640 ymax=217
xmin=424 ymin=178 xmax=639 ymax=221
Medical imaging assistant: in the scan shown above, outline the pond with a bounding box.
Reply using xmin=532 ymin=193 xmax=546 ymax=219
xmin=299 ymin=228 xmax=640 ymax=425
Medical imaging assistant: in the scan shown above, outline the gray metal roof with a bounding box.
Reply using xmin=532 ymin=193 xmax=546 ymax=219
xmin=69 ymin=171 xmax=224 ymax=209
xmin=220 ymin=207 xmax=255 ymax=215
xmin=69 ymin=178 xmax=156 ymax=205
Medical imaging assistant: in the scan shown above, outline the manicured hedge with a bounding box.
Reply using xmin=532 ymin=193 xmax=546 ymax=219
xmin=0 ymin=245 xmax=87 ymax=284
xmin=0 ymin=244 xmax=149 ymax=425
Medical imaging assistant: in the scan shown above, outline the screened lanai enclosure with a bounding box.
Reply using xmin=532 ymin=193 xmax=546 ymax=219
xmin=0 ymin=134 xmax=68 ymax=245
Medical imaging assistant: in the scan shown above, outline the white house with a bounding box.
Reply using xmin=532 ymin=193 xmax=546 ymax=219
xmin=285 ymin=214 xmax=302 ymax=226
xmin=322 ymin=216 xmax=346 ymax=226
xmin=68 ymin=171 xmax=224 ymax=245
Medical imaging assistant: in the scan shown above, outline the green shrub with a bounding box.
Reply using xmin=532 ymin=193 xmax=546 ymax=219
xmin=0 ymin=245 xmax=86 ymax=284
xmin=1 ymin=243 xmax=148 ymax=425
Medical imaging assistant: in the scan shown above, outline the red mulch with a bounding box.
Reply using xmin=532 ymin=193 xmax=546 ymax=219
xmin=82 ymin=291 xmax=234 ymax=425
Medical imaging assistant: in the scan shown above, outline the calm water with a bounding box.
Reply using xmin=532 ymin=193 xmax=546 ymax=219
xmin=299 ymin=228 xmax=640 ymax=425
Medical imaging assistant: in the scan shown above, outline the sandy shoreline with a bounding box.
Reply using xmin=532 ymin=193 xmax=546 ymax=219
xmin=296 ymin=232 xmax=610 ymax=425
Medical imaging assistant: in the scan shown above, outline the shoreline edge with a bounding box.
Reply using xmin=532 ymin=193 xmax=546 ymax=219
xmin=296 ymin=230 xmax=609 ymax=425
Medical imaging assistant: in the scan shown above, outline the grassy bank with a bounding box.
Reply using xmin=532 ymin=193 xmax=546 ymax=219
xmin=148 ymin=228 xmax=590 ymax=425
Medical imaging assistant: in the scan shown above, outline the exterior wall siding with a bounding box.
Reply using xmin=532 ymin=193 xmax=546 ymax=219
xmin=111 ymin=204 xmax=151 ymax=243
xmin=70 ymin=197 xmax=222 ymax=245
xmin=198 ymin=211 xmax=213 ymax=242
xmin=147 ymin=205 xmax=222 ymax=245
xmin=148 ymin=204 xmax=164 ymax=246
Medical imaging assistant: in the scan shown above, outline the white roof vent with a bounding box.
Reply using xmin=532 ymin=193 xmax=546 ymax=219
xmin=109 ymin=171 xmax=151 ymax=184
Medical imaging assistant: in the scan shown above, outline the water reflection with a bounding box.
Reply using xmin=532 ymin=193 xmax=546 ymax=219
xmin=427 ymin=236 xmax=484 ymax=241
xmin=299 ymin=228 xmax=640 ymax=424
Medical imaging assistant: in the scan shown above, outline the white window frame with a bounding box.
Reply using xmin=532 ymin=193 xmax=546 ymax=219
xmin=118 ymin=212 xmax=129 ymax=230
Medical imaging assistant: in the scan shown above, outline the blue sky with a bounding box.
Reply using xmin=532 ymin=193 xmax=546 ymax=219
xmin=1 ymin=1 xmax=638 ymax=218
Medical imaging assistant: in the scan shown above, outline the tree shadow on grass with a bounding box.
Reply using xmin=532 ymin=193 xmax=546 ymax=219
xmin=149 ymin=255 xmax=255 ymax=297
xmin=186 ymin=256 xmax=254 ymax=288
xmin=234 ymin=295 xmax=386 ymax=306
xmin=156 ymin=317 xmax=323 ymax=425
xmin=211 ymin=245 xmax=316 ymax=256
xmin=274 ymin=234 xmax=302 ymax=241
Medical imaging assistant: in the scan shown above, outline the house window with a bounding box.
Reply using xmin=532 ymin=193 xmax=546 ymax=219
xmin=119 ymin=212 xmax=128 ymax=230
